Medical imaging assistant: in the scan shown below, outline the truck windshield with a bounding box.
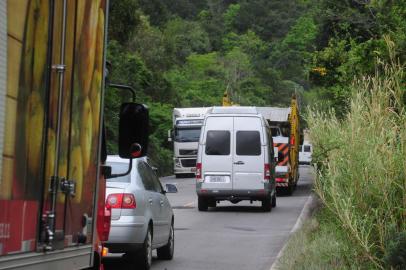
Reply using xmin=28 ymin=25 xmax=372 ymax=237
xmin=175 ymin=127 xmax=201 ymax=142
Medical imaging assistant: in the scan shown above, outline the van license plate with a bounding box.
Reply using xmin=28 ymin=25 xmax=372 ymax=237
xmin=207 ymin=176 xmax=227 ymax=183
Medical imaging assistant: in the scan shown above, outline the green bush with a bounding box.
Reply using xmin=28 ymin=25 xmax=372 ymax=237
xmin=307 ymin=55 xmax=406 ymax=269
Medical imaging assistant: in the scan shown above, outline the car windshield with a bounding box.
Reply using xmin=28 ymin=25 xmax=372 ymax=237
xmin=174 ymin=127 xmax=201 ymax=142
xmin=106 ymin=162 xmax=131 ymax=182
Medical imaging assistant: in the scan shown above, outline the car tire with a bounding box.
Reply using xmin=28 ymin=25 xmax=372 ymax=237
xmin=137 ymin=226 xmax=153 ymax=270
xmin=271 ymin=193 xmax=276 ymax=208
xmin=157 ymin=221 xmax=175 ymax=260
xmin=261 ymin=196 xmax=271 ymax=212
xmin=198 ymin=196 xmax=208 ymax=211
xmin=175 ymin=174 xmax=181 ymax=179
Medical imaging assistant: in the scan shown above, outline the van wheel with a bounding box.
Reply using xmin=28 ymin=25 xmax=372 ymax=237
xmin=261 ymin=196 xmax=271 ymax=212
xmin=198 ymin=196 xmax=208 ymax=211
xmin=157 ymin=221 xmax=174 ymax=260
xmin=271 ymin=193 xmax=276 ymax=208
xmin=208 ymin=199 xmax=216 ymax=208
xmin=137 ymin=226 xmax=152 ymax=270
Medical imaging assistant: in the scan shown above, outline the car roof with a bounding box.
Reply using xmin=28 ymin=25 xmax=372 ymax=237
xmin=106 ymin=155 xmax=147 ymax=164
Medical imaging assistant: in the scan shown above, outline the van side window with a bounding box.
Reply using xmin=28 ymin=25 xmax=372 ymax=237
xmin=304 ymin=145 xmax=311 ymax=152
xmin=236 ymin=131 xmax=261 ymax=156
xmin=205 ymin=130 xmax=230 ymax=155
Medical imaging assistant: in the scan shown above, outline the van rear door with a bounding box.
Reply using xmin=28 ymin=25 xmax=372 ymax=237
xmin=201 ymin=117 xmax=233 ymax=190
xmin=232 ymin=117 xmax=264 ymax=190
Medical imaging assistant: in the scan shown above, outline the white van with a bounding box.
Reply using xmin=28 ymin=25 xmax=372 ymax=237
xmin=299 ymin=141 xmax=312 ymax=165
xmin=195 ymin=107 xmax=276 ymax=212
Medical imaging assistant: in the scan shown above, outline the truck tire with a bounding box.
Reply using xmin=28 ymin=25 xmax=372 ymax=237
xmin=261 ymin=196 xmax=271 ymax=212
xmin=157 ymin=221 xmax=174 ymax=260
xmin=198 ymin=196 xmax=208 ymax=211
xmin=271 ymin=193 xmax=276 ymax=208
xmin=137 ymin=226 xmax=152 ymax=270
xmin=175 ymin=174 xmax=182 ymax=179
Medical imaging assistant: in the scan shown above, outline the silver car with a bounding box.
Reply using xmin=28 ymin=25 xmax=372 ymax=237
xmin=104 ymin=156 xmax=177 ymax=270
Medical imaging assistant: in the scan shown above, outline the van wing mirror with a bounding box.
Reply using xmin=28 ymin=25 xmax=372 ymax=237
xmin=119 ymin=103 xmax=149 ymax=159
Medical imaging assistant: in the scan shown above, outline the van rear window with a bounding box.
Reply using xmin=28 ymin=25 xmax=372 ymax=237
xmin=304 ymin=145 xmax=311 ymax=152
xmin=205 ymin=131 xmax=230 ymax=155
xmin=236 ymin=131 xmax=261 ymax=156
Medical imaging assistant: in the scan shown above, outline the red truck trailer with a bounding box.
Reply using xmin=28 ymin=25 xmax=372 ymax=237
xmin=0 ymin=1 xmax=148 ymax=269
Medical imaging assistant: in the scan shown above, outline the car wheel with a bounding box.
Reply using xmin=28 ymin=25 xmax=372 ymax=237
xmin=271 ymin=193 xmax=276 ymax=208
xmin=137 ymin=226 xmax=153 ymax=270
xmin=198 ymin=196 xmax=208 ymax=211
xmin=157 ymin=221 xmax=174 ymax=260
xmin=261 ymin=196 xmax=271 ymax=212
xmin=175 ymin=174 xmax=182 ymax=179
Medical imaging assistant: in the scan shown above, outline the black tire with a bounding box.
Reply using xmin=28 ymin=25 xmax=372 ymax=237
xmin=208 ymin=199 xmax=216 ymax=208
xmin=286 ymin=184 xmax=293 ymax=196
xmin=198 ymin=196 xmax=208 ymax=211
xmin=175 ymin=174 xmax=181 ymax=179
xmin=261 ymin=196 xmax=271 ymax=212
xmin=157 ymin=221 xmax=174 ymax=260
xmin=271 ymin=193 xmax=276 ymax=208
xmin=137 ymin=226 xmax=153 ymax=270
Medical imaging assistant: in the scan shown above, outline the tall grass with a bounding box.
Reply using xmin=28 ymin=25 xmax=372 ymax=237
xmin=307 ymin=46 xmax=406 ymax=269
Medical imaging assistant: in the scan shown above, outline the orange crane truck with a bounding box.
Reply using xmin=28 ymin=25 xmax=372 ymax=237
xmin=257 ymin=96 xmax=302 ymax=195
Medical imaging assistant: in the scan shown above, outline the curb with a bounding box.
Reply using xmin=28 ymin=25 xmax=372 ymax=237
xmin=269 ymin=193 xmax=317 ymax=270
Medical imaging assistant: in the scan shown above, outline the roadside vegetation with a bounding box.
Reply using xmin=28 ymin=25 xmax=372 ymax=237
xmin=105 ymin=1 xmax=406 ymax=176
xmin=279 ymin=50 xmax=406 ymax=269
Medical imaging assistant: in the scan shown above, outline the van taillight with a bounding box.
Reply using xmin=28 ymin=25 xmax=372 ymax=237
xmin=106 ymin=193 xmax=136 ymax=209
xmin=196 ymin=163 xmax=202 ymax=181
xmin=264 ymin=164 xmax=271 ymax=181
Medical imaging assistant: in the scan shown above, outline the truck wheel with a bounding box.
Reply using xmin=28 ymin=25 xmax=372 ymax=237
xmin=261 ymin=196 xmax=271 ymax=212
xmin=137 ymin=226 xmax=152 ymax=270
xmin=198 ymin=196 xmax=208 ymax=211
xmin=175 ymin=174 xmax=182 ymax=179
xmin=157 ymin=221 xmax=174 ymax=260
xmin=271 ymin=193 xmax=276 ymax=208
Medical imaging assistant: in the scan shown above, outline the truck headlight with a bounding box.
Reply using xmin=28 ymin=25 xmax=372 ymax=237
xmin=175 ymin=159 xmax=181 ymax=167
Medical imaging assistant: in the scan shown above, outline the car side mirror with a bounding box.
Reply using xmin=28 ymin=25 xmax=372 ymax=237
xmin=165 ymin=183 xmax=178 ymax=193
xmin=119 ymin=103 xmax=149 ymax=159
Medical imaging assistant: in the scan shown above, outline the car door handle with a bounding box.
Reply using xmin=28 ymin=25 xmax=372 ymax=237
xmin=148 ymin=198 xmax=153 ymax=204
xmin=233 ymin=161 xmax=245 ymax=165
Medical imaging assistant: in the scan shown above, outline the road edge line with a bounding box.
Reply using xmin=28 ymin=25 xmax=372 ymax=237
xmin=269 ymin=193 xmax=317 ymax=270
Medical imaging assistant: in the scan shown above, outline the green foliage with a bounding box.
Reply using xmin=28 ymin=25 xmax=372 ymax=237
xmin=163 ymin=18 xmax=211 ymax=65
xmin=308 ymin=59 xmax=406 ymax=269
xmin=108 ymin=0 xmax=141 ymax=44
xmin=106 ymin=0 xmax=406 ymax=178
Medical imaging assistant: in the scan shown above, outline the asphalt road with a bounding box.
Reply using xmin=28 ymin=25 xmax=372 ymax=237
xmin=104 ymin=165 xmax=314 ymax=270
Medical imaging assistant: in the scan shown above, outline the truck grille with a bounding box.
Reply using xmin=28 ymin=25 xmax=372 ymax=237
xmin=181 ymin=159 xmax=197 ymax=167
xmin=179 ymin=149 xmax=198 ymax=155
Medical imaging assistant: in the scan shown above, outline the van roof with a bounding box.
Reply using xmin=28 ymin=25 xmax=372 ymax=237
xmin=210 ymin=106 xmax=258 ymax=115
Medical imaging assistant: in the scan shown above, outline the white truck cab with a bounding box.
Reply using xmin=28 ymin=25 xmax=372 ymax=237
xmin=195 ymin=106 xmax=276 ymax=212
xmin=169 ymin=108 xmax=211 ymax=178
